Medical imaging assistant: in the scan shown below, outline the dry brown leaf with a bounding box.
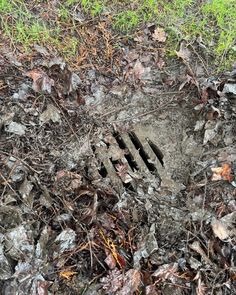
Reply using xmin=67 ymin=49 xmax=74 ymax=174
xmin=26 ymin=69 xmax=54 ymax=93
xmin=153 ymin=27 xmax=166 ymax=42
xmin=59 ymin=271 xmax=77 ymax=280
xmin=176 ymin=42 xmax=191 ymax=62
xmin=211 ymin=163 xmax=234 ymax=182
xmin=211 ymin=218 xmax=230 ymax=240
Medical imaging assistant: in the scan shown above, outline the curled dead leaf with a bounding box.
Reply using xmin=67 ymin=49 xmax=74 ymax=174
xmin=152 ymin=27 xmax=166 ymax=43
xmin=26 ymin=69 xmax=54 ymax=93
xmin=211 ymin=163 xmax=234 ymax=182
xmin=59 ymin=271 xmax=77 ymax=280
xmin=132 ymin=60 xmax=150 ymax=80
xmin=211 ymin=218 xmax=230 ymax=241
xmin=176 ymin=42 xmax=191 ymax=62
xmin=115 ymin=163 xmax=132 ymax=183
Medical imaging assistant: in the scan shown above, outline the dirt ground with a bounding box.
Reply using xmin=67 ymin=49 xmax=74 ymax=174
xmin=0 ymin=23 xmax=236 ymax=295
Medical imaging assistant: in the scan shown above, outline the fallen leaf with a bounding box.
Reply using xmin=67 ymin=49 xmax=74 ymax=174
xmin=55 ymin=170 xmax=83 ymax=192
xmin=211 ymin=218 xmax=230 ymax=241
xmin=133 ymin=60 xmax=145 ymax=79
xmin=117 ymin=269 xmax=141 ymax=295
xmin=211 ymin=163 xmax=234 ymax=182
xmin=26 ymin=69 xmax=54 ymax=93
xmin=34 ymin=44 xmax=49 ymax=56
xmin=40 ymin=104 xmax=61 ymax=124
xmin=100 ymin=268 xmax=123 ymax=293
xmin=152 ymin=27 xmax=166 ymax=42
xmin=37 ymin=281 xmax=50 ymax=295
xmin=132 ymin=60 xmax=150 ymax=80
xmin=189 ymin=241 xmax=212 ymax=265
xmin=115 ymin=163 xmax=132 ymax=183
xmin=59 ymin=271 xmax=77 ymax=280
xmin=5 ymin=122 xmax=26 ymax=136
xmin=146 ymin=284 xmax=158 ymax=295
xmin=195 ymin=274 xmax=207 ymax=295
xmin=156 ymin=58 xmax=165 ymax=69
xmin=179 ymin=74 xmax=192 ymax=90
xmin=105 ymin=253 xmax=117 ymax=269
xmin=203 ymin=128 xmax=217 ymax=145
xmin=176 ymin=42 xmax=191 ymax=62
xmin=152 ymin=263 xmax=178 ymax=282
xmin=108 ymin=145 xmax=126 ymax=161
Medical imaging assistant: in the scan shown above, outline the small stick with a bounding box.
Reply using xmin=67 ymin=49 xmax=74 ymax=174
xmin=111 ymin=97 xmax=176 ymax=123
xmin=0 ymin=150 xmax=41 ymax=174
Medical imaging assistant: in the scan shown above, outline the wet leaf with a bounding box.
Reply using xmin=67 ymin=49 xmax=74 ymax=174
xmin=145 ymin=284 xmax=158 ymax=295
xmin=203 ymin=128 xmax=217 ymax=145
xmin=53 ymin=228 xmax=76 ymax=258
xmin=5 ymin=122 xmax=26 ymax=136
xmin=105 ymin=253 xmax=116 ymax=269
xmin=37 ymin=281 xmax=50 ymax=295
xmin=115 ymin=163 xmax=132 ymax=183
xmin=101 ymin=268 xmax=123 ymax=293
xmin=0 ymin=235 xmax=12 ymax=280
xmin=195 ymin=274 xmax=207 ymax=295
xmin=133 ymin=60 xmax=145 ymax=79
xmin=152 ymin=263 xmax=178 ymax=282
xmin=26 ymin=69 xmax=54 ymax=93
xmin=211 ymin=163 xmax=234 ymax=182
xmin=131 ymin=60 xmax=151 ymax=81
xmin=152 ymin=27 xmax=166 ymax=43
xmin=54 ymin=170 xmax=83 ymax=193
xmin=117 ymin=269 xmax=141 ymax=295
xmin=100 ymin=230 xmax=126 ymax=269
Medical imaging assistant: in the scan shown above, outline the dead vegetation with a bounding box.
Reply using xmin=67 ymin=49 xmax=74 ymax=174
xmin=0 ymin=1 xmax=236 ymax=295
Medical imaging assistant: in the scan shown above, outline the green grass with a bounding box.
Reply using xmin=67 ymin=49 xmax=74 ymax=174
xmin=0 ymin=0 xmax=235 ymax=70
xmin=113 ymin=10 xmax=140 ymax=32
xmin=0 ymin=0 xmax=52 ymax=50
xmin=81 ymin=0 xmax=104 ymax=16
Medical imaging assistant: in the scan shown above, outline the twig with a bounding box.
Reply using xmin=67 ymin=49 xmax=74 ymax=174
xmin=0 ymin=150 xmax=41 ymax=174
xmin=189 ymin=44 xmax=209 ymax=76
xmin=101 ymin=91 xmax=184 ymax=118
xmin=111 ymin=97 xmax=176 ymax=123
xmin=0 ymin=172 xmax=15 ymax=194
xmin=49 ymin=96 xmax=81 ymax=143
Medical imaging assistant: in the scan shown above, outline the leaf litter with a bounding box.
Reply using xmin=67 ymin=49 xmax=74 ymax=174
xmin=0 ymin=9 xmax=236 ymax=295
